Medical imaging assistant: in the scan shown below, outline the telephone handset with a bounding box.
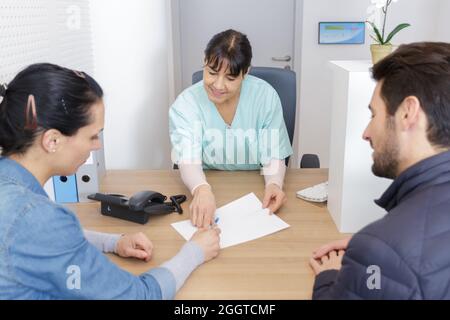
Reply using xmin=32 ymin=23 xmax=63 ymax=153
xmin=128 ymin=191 xmax=166 ymax=211
xmin=88 ymin=190 xmax=186 ymax=224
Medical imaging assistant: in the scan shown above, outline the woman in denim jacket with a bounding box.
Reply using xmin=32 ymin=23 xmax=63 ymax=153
xmin=0 ymin=63 xmax=220 ymax=299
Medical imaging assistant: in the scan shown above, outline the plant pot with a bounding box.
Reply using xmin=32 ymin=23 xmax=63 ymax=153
xmin=370 ymin=44 xmax=393 ymax=64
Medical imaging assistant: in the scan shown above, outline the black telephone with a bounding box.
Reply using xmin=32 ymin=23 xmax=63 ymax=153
xmin=88 ymin=191 xmax=186 ymax=224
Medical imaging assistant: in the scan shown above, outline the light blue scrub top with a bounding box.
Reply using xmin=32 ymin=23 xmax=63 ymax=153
xmin=169 ymin=75 xmax=293 ymax=170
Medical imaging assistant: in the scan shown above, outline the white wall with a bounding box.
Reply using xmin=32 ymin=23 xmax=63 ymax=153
xmin=88 ymin=0 xmax=446 ymax=170
xmin=0 ymin=0 xmax=93 ymax=82
xmin=177 ymin=0 xmax=296 ymax=90
xmin=90 ymin=0 xmax=172 ymax=169
xmin=385 ymin=0 xmax=441 ymax=44
xmin=296 ymin=0 xmax=442 ymax=168
xmin=296 ymin=0 xmax=371 ymax=168
xmin=436 ymin=0 xmax=450 ymax=42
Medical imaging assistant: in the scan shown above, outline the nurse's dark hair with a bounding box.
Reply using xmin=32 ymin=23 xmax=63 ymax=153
xmin=204 ymin=29 xmax=252 ymax=77
xmin=0 ymin=63 xmax=103 ymax=157
xmin=372 ymin=42 xmax=450 ymax=148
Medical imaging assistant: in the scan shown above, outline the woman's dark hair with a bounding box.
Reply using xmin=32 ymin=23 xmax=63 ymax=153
xmin=204 ymin=29 xmax=252 ymax=77
xmin=0 ymin=63 xmax=103 ymax=156
xmin=372 ymin=42 xmax=450 ymax=148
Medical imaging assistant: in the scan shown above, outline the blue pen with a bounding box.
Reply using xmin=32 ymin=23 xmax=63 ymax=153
xmin=214 ymin=217 xmax=220 ymax=224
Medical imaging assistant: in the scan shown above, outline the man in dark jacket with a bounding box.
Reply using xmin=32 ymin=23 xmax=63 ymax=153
xmin=310 ymin=42 xmax=450 ymax=299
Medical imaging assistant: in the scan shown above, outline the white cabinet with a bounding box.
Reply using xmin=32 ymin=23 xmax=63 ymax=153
xmin=327 ymin=61 xmax=391 ymax=233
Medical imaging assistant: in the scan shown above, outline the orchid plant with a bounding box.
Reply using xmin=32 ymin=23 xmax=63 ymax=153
xmin=366 ymin=0 xmax=411 ymax=45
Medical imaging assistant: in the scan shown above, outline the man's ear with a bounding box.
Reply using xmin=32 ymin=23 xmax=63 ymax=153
xmin=397 ymin=96 xmax=422 ymax=131
xmin=41 ymin=129 xmax=63 ymax=154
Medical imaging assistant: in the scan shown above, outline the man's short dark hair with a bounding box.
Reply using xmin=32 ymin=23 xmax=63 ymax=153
xmin=372 ymin=42 xmax=450 ymax=148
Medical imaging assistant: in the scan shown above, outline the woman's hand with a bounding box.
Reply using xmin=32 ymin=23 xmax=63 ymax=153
xmin=190 ymin=227 xmax=221 ymax=262
xmin=115 ymin=232 xmax=154 ymax=262
xmin=190 ymin=184 xmax=217 ymax=228
xmin=262 ymin=183 xmax=287 ymax=213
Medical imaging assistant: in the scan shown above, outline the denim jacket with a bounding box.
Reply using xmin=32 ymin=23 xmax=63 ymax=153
xmin=0 ymin=157 xmax=176 ymax=299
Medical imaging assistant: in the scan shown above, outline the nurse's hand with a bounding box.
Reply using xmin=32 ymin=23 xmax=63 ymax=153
xmin=263 ymin=183 xmax=287 ymax=213
xmin=190 ymin=184 xmax=216 ymax=228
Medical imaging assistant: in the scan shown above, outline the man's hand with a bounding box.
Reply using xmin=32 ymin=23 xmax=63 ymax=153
xmin=190 ymin=184 xmax=216 ymax=228
xmin=262 ymin=183 xmax=287 ymax=213
xmin=312 ymin=236 xmax=352 ymax=259
xmin=115 ymin=232 xmax=153 ymax=262
xmin=309 ymin=250 xmax=345 ymax=275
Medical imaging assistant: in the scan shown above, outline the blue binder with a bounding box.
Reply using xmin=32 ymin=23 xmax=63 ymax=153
xmin=53 ymin=175 xmax=79 ymax=203
xmin=51 ymin=135 xmax=106 ymax=204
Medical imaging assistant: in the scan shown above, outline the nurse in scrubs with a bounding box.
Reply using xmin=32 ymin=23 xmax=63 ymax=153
xmin=169 ymin=29 xmax=293 ymax=228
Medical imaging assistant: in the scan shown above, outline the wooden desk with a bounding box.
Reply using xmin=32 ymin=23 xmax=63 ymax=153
xmin=70 ymin=169 xmax=348 ymax=300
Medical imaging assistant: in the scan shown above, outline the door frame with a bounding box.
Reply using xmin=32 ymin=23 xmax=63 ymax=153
xmin=168 ymin=0 xmax=182 ymax=103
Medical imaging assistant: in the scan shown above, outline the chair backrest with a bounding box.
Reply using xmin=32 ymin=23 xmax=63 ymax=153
xmin=192 ymin=67 xmax=297 ymax=146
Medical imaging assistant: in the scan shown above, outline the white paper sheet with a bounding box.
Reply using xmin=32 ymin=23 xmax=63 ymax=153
xmin=171 ymin=193 xmax=290 ymax=248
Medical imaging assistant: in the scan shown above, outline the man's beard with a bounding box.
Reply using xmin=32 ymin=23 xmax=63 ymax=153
xmin=371 ymin=121 xmax=399 ymax=179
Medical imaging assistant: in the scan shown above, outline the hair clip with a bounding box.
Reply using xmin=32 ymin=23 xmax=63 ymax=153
xmin=73 ymin=70 xmax=86 ymax=78
xmin=24 ymin=94 xmax=38 ymax=130
xmin=0 ymin=83 xmax=7 ymax=97
xmin=61 ymin=98 xmax=69 ymax=115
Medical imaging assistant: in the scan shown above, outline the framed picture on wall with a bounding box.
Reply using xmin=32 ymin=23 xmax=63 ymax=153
xmin=318 ymin=22 xmax=366 ymax=44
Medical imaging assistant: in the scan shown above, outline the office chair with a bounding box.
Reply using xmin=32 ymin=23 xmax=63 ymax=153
xmin=300 ymin=154 xmax=320 ymax=168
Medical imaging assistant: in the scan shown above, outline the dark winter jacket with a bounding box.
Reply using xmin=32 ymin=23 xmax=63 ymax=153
xmin=313 ymin=150 xmax=450 ymax=299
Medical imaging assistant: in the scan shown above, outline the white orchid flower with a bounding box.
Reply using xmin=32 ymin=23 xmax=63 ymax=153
xmin=366 ymin=2 xmax=382 ymax=27
xmin=366 ymin=3 xmax=379 ymax=24
xmin=371 ymin=0 xmax=399 ymax=9
xmin=371 ymin=0 xmax=387 ymax=9
xmin=366 ymin=0 xmax=408 ymax=45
